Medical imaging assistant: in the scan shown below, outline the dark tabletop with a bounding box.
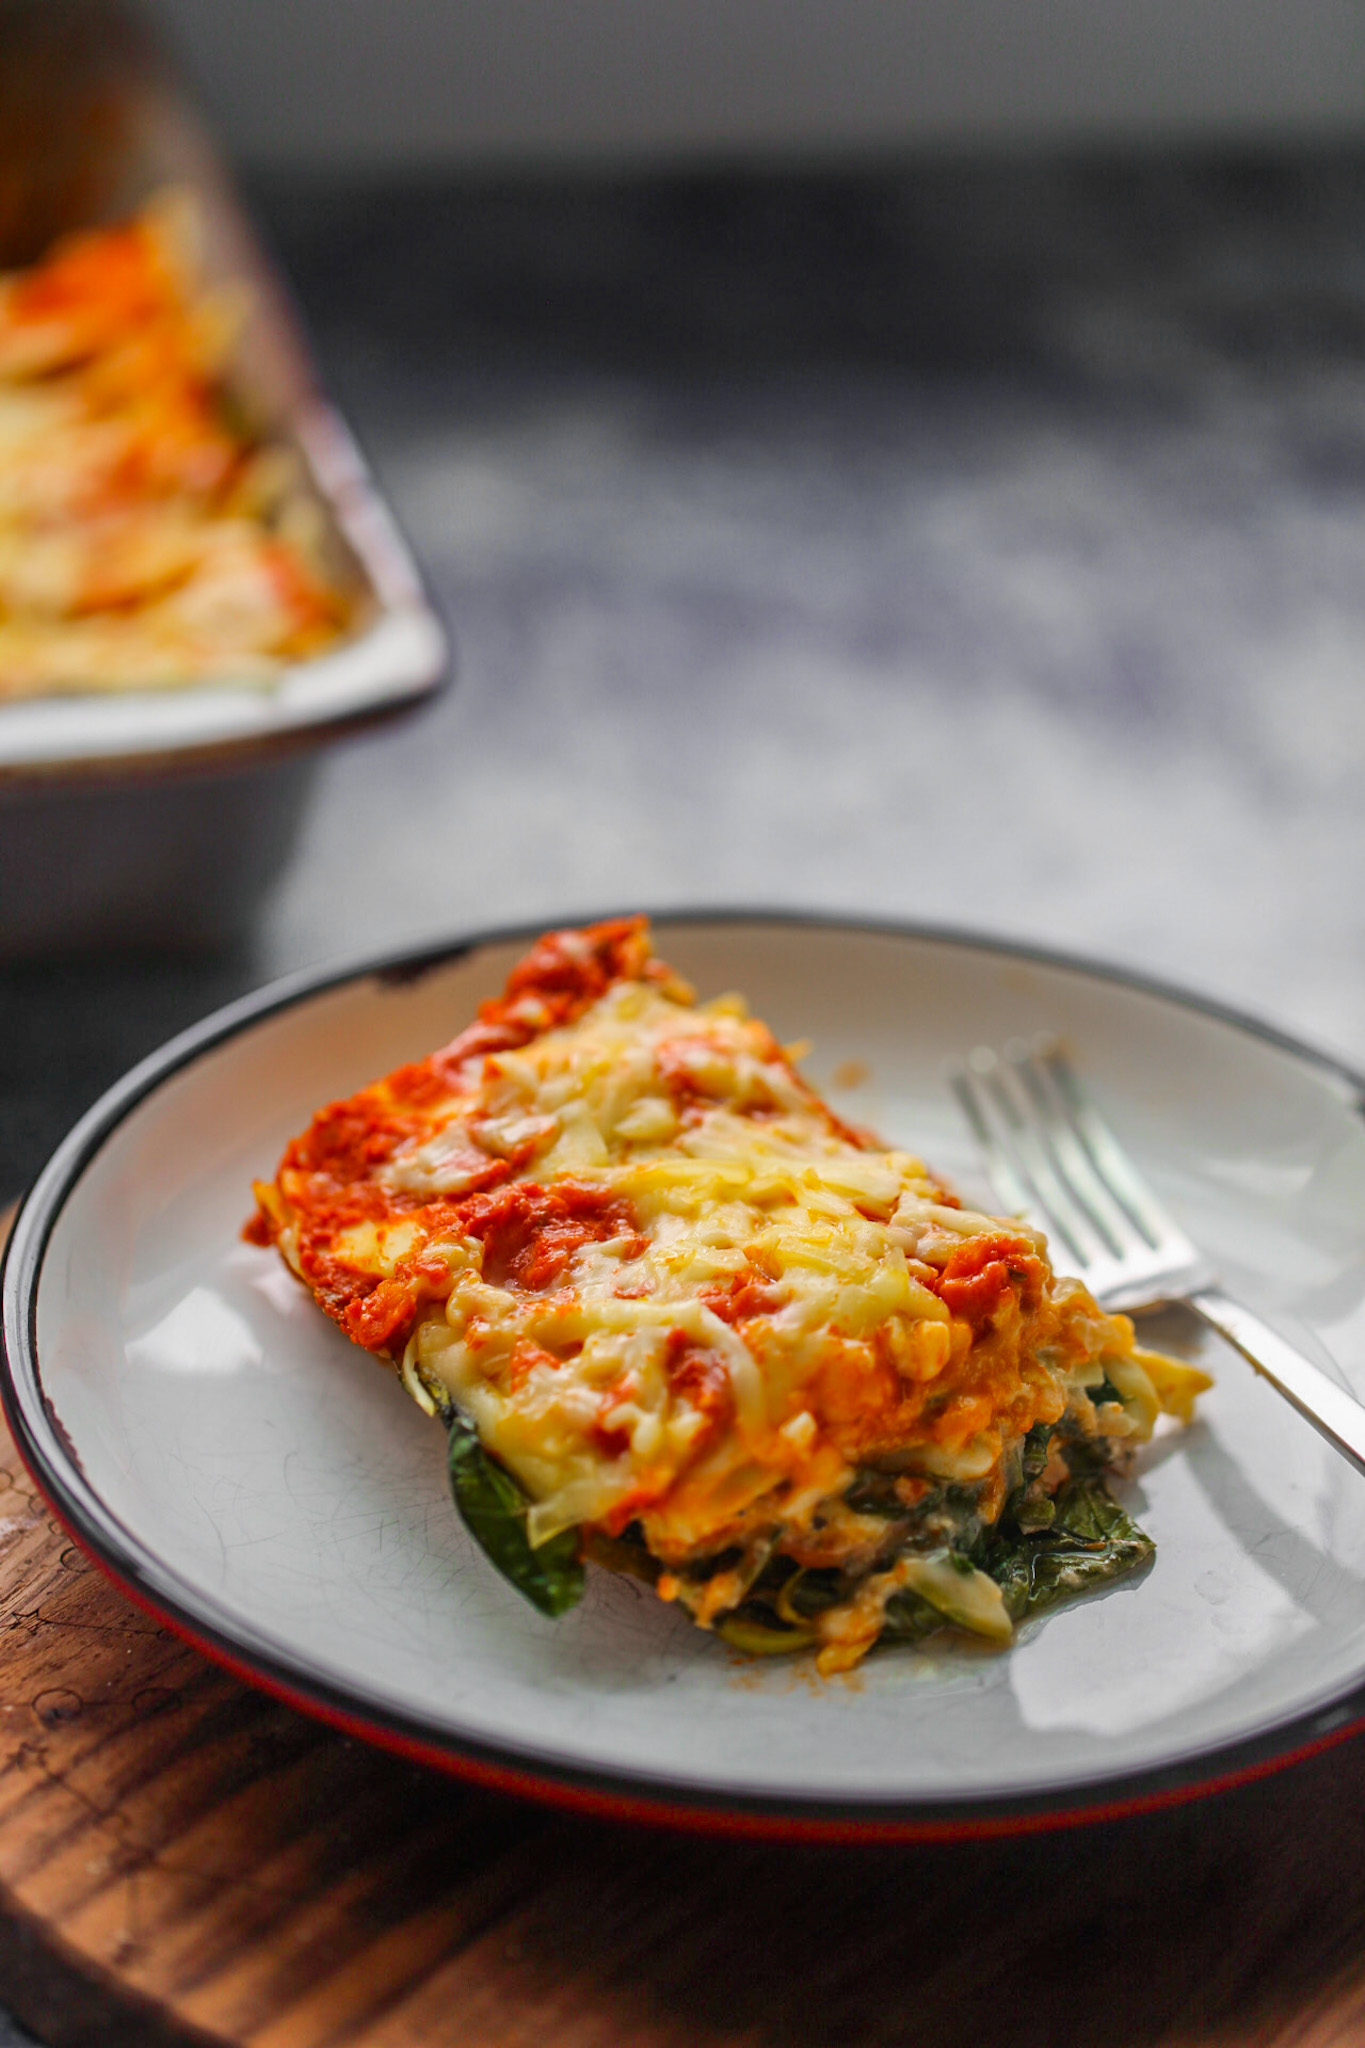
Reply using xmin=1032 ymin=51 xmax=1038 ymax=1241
xmin=2 ymin=147 xmax=1364 ymax=2044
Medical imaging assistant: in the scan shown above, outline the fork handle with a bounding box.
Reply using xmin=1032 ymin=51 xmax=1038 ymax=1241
xmin=1188 ymin=1285 xmax=1365 ymax=1477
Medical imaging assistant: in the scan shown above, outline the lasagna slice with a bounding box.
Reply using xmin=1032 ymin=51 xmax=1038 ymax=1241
xmin=248 ymin=918 xmax=1209 ymax=1673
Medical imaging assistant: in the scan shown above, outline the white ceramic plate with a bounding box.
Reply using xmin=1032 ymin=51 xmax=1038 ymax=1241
xmin=6 ymin=915 xmax=1365 ymax=1835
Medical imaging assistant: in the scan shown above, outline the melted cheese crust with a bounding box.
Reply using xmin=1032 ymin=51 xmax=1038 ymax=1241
xmin=251 ymin=918 xmax=1205 ymax=1666
xmin=0 ymin=193 xmax=348 ymax=699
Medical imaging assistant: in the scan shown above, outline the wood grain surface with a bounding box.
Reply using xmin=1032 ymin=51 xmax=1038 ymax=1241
xmin=5 ymin=1192 xmax=1365 ymax=2047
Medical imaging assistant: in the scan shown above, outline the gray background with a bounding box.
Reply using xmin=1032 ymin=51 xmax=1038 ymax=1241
xmin=256 ymin=158 xmax=1365 ymax=1066
xmin=142 ymin=0 xmax=1365 ymax=166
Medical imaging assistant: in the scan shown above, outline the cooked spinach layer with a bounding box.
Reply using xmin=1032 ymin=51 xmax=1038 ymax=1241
xmin=984 ymin=1472 xmax=1153 ymax=1623
xmin=712 ymin=1432 xmax=1154 ymax=1654
xmin=444 ymin=1401 xmax=1153 ymax=1652
xmin=446 ymin=1410 xmax=585 ymax=1617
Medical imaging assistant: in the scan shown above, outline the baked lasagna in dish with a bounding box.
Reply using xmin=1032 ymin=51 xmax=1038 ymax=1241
xmin=248 ymin=918 xmax=1209 ymax=1673
xmin=0 ymin=192 xmax=349 ymax=699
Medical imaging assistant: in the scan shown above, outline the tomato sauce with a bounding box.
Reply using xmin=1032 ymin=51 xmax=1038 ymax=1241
xmin=697 ymin=1269 xmax=786 ymax=1325
xmin=661 ymin=1331 xmax=734 ymax=1442
xmin=458 ymin=1180 xmax=639 ymax=1291
xmin=280 ymin=1092 xmax=428 ymax=1186
xmin=937 ymin=1231 xmax=1046 ymax=1324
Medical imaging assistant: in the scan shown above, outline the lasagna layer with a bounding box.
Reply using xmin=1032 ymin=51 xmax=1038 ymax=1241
xmin=0 ymin=193 xmax=348 ymax=698
xmin=249 ymin=918 xmax=1208 ymax=1671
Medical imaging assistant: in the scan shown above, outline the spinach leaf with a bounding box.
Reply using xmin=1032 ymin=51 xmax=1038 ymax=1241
xmin=988 ymin=1475 xmax=1153 ymax=1622
xmin=1020 ymin=1421 xmax=1054 ymax=1481
xmin=1086 ymin=1375 xmax=1125 ymax=1410
xmin=879 ymin=1588 xmax=944 ymax=1643
xmin=1002 ymin=1423 xmax=1059 ymax=1535
xmin=447 ymin=1412 xmax=585 ymax=1617
xmin=1052 ymin=1472 xmax=1139 ymax=1545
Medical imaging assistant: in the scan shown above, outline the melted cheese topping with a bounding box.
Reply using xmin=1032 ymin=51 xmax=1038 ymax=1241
xmin=251 ymin=920 xmax=1198 ymax=1611
xmin=405 ymin=980 xmax=1043 ymax=1551
xmin=0 ymin=192 xmax=349 ymax=699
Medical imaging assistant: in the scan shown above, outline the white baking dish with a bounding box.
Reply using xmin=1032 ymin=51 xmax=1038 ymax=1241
xmin=0 ymin=0 xmax=448 ymax=952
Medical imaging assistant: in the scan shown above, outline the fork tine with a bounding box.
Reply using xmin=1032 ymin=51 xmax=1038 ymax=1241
xmin=954 ymin=1041 xmax=1365 ymax=1482
xmin=1005 ymin=1040 xmax=1139 ymax=1260
xmin=947 ymin=1063 xmax=1035 ymax=1221
xmin=978 ymin=1052 xmax=1113 ymax=1266
xmin=1039 ymin=1042 xmax=1202 ymax=1261
xmin=952 ymin=1050 xmax=1102 ymax=1270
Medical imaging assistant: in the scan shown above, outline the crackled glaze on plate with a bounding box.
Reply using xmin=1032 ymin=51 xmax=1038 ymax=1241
xmin=7 ymin=917 xmax=1365 ymax=1825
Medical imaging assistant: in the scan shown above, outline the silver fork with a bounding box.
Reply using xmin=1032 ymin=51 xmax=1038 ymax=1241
xmin=949 ymin=1036 xmax=1365 ymax=1477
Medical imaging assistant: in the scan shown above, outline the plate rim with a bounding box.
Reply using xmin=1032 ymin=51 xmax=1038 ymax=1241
xmin=6 ymin=904 xmax=1365 ymax=1838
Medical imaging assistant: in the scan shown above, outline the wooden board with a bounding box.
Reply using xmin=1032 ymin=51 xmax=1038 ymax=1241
xmin=6 ymin=1197 xmax=1365 ymax=2044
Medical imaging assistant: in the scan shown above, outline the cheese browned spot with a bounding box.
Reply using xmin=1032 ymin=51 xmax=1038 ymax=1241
xmin=249 ymin=917 xmax=1210 ymax=1672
